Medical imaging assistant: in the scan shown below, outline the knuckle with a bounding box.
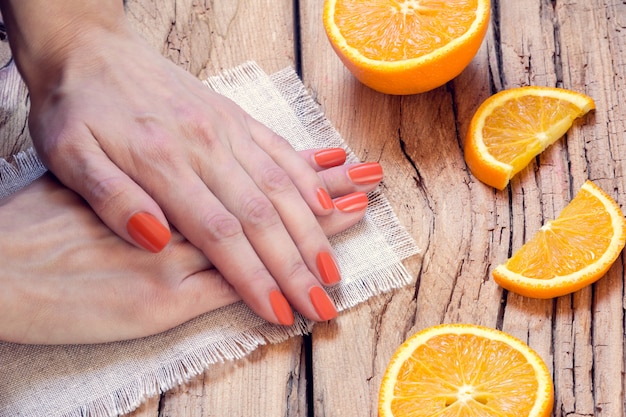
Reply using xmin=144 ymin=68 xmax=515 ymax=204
xmin=202 ymin=211 xmax=244 ymax=242
xmin=36 ymin=129 xmax=82 ymax=167
xmin=214 ymin=278 xmax=238 ymax=299
xmin=263 ymin=130 xmax=291 ymax=149
xmin=180 ymin=108 xmax=212 ymax=135
xmin=138 ymin=133 xmax=176 ymax=161
xmin=84 ymin=175 xmax=129 ymax=215
xmin=131 ymin=129 xmax=180 ymax=167
xmin=232 ymin=267 xmax=273 ymax=296
xmin=283 ymin=260 xmax=312 ymax=282
xmin=239 ymin=196 xmax=280 ymax=228
xmin=257 ymin=166 xmax=293 ymax=195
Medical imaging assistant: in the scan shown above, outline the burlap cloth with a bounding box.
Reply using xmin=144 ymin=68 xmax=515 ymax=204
xmin=0 ymin=62 xmax=419 ymax=417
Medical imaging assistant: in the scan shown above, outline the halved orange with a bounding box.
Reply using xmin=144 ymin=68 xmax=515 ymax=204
xmin=378 ymin=323 xmax=554 ymax=417
xmin=323 ymin=0 xmax=491 ymax=95
xmin=493 ymin=180 xmax=626 ymax=298
xmin=464 ymin=86 xmax=595 ymax=189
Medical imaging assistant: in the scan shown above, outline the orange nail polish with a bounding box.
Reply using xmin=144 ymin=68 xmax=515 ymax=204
xmin=317 ymin=251 xmax=341 ymax=285
xmin=314 ymin=148 xmax=347 ymax=168
xmin=270 ymin=290 xmax=294 ymax=326
xmin=317 ymin=188 xmax=334 ymax=210
xmin=126 ymin=212 xmax=171 ymax=253
xmin=334 ymin=192 xmax=369 ymax=213
xmin=348 ymin=162 xmax=383 ymax=184
xmin=309 ymin=286 xmax=338 ymax=321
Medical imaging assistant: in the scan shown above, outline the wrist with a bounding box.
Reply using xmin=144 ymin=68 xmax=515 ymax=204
xmin=0 ymin=0 xmax=128 ymax=91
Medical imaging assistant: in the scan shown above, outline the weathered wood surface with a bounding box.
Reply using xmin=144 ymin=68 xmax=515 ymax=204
xmin=2 ymin=1 xmax=626 ymax=416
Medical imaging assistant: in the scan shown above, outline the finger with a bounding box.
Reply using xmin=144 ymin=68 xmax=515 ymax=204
xmin=43 ymin=137 xmax=172 ymax=253
xmin=204 ymin=148 xmax=340 ymax=321
xmin=232 ymin=138 xmax=343 ymax=275
xmin=150 ymin=163 xmax=298 ymax=325
xmin=245 ymin=120 xmax=335 ymax=215
xmin=316 ymin=162 xmax=384 ymax=197
xmin=298 ymin=147 xmax=347 ymax=171
xmin=318 ymin=192 xmax=370 ymax=236
xmin=173 ymin=269 xmax=241 ymax=321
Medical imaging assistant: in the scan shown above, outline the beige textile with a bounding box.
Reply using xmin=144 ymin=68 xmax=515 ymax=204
xmin=0 ymin=62 xmax=419 ymax=417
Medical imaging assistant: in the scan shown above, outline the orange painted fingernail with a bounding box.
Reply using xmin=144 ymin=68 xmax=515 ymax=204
xmin=314 ymin=148 xmax=346 ymax=168
xmin=347 ymin=162 xmax=383 ymax=184
xmin=317 ymin=251 xmax=341 ymax=285
xmin=317 ymin=188 xmax=334 ymax=210
xmin=126 ymin=212 xmax=171 ymax=253
xmin=309 ymin=286 xmax=338 ymax=321
xmin=334 ymin=192 xmax=369 ymax=213
xmin=270 ymin=290 xmax=294 ymax=326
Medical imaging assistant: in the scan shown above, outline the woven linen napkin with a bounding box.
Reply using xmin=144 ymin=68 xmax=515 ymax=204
xmin=0 ymin=62 xmax=419 ymax=417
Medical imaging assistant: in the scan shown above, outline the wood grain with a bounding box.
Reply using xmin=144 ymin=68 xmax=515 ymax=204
xmin=1 ymin=1 xmax=626 ymax=416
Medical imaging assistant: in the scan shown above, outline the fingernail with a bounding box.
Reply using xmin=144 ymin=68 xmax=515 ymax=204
xmin=334 ymin=192 xmax=369 ymax=213
xmin=347 ymin=162 xmax=383 ymax=184
xmin=270 ymin=290 xmax=294 ymax=326
xmin=317 ymin=188 xmax=334 ymax=210
xmin=126 ymin=212 xmax=171 ymax=253
xmin=309 ymin=286 xmax=338 ymax=321
xmin=314 ymin=148 xmax=347 ymax=168
xmin=317 ymin=251 xmax=341 ymax=285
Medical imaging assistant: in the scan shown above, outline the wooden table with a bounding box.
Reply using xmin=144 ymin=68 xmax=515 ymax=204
xmin=2 ymin=1 xmax=625 ymax=416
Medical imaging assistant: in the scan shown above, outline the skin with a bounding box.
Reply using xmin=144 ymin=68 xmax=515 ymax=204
xmin=0 ymin=0 xmax=369 ymax=325
xmin=0 ymin=149 xmax=380 ymax=345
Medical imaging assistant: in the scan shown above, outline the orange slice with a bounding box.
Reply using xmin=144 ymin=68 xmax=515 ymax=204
xmin=464 ymin=86 xmax=595 ymax=189
xmin=323 ymin=0 xmax=491 ymax=95
xmin=378 ymin=324 xmax=554 ymax=417
xmin=493 ymin=180 xmax=626 ymax=298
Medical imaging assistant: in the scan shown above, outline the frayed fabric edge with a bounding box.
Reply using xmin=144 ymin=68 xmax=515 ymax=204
xmin=62 ymin=63 xmax=419 ymax=417
xmin=1 ymin=62 xmax=420 ymax=417
xmin=66 ymin=320 xmax=314 ymax=417
xmin=0 ymin=147 xmax=47 ymax=199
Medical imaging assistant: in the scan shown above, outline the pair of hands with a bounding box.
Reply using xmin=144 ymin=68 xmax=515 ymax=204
xmin=0 ymin=0 xmax=383 ymax=344
xmin=0 ymin=154 xmax=379 ymax=345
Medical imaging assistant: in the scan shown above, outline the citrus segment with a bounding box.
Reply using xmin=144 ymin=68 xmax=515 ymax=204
xmin=323 ymin=0 xmax=491 ymax=95
xmin=464 ymin=86 xmax=595 ymax=189
xmin=379 ymin=324 xmax=554 ymax=417
xmin=493 ymin=180 xmax=626 ymax=298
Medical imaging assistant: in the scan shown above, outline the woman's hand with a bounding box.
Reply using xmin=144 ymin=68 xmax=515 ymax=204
xmin=0 ymin=0 xmax=384 ymax=327
xmin=0 ymin=150 xmax=381 ymax=345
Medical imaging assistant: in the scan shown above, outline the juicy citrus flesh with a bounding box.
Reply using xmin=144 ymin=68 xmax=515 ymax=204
xmin=332 ymin=0 xmax=482 ymax=62
xmin=323 ymin=0 xmax=491 ymax=94
xmin=379 ymin=324 xmax=554 ymax=417
xmin=493 ymin=180 xmax=626 ymax=298
xmin=464 ymin=86 xmax=595 ymax=189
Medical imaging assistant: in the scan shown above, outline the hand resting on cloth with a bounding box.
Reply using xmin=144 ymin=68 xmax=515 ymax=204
xmin=0 ymin=148 xmax=381 ymax=345
xmin=0 ymin=0 xmax=354 ymax=328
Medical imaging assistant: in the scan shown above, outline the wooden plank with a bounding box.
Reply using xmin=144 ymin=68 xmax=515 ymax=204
xmin=156 ymin=340 xmax=307 ymax=417
xmin=554 ymin=2 xmax=626 ymax=416
xmin=495 ymin=1 xmax=560 ymax=400
xmin=123 ymin=1 xmax=302 ymax=416
xmin=125 ymin=0 xmax=296 ymax=75
xmin=127 ymin=340 xmax=305 ymax=417
xmin=299 ymin=3 xmax=418 ymax=414
xmin=298 ymin=2 xmax=503 ymax=416
xmin=0 ymin=37 xmax=31 ymax=158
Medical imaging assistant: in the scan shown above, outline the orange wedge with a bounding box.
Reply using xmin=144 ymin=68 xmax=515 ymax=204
xmin=323 ymin=0 xmax=491 ymax=95
xmin=464 ymin=86 xmax=595 ymax=189
xmin=378 ymin=323 xmax=554 ymax=417
xmin=493 ymin=180 xmax=626 ymax=298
